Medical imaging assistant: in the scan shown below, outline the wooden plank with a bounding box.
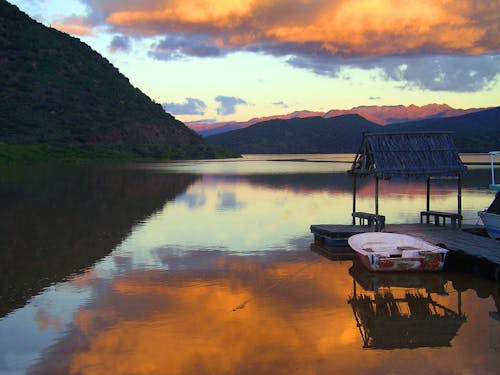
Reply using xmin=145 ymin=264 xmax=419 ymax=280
xmin=388 ymin=224 xmax=500 ymax=264
xmin=420 ymin=211 xmax=461 ymax=218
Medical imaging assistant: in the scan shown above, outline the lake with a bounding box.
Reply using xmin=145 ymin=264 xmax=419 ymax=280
xmin=0 ymin=155 xmax=498 ymax=374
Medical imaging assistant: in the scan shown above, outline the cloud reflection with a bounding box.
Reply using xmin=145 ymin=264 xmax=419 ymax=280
xmin=28 ymin=251 xmax=499 ymax=375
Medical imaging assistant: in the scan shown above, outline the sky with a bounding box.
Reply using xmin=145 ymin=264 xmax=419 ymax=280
xmin=9 ymin=0 xmax=500 ymax=123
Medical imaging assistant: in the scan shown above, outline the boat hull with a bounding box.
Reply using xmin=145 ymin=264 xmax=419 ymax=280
xmin=478 ymin=211 xmax=500 ymax=239
xmin=357 ymin=251 xmax=444 ymax=272
xmin=348 ymin=232 xmax=447 ymax=272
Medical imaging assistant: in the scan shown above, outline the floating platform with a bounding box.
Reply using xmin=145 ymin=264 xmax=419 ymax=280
xmin=310 ymin=223 xmax=500 ymax=281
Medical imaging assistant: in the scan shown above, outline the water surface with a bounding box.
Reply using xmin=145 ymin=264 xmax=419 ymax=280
xmin=0 ymin=155 xmax=498 ymax=374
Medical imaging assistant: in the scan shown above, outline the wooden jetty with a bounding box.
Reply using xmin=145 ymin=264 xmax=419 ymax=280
xmin=313 ymin=133 xmax=499 ymax=280
xmin=310 ymin=223 xmax=500 ymax=281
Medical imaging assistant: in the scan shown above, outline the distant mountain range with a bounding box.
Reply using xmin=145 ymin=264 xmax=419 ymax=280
xmin=0 ymin=0 xmax=200 ymax=146
xmin=190 ymin=104 xmax=486 ymax=137
xmin=205 ymin=107 xmax=500 ymax=153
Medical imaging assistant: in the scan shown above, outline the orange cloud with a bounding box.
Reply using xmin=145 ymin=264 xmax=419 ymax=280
xmin=108 ymin=0 xmax=254 ymax=27
xmin=52 ymin=16 xmax=94 ymax=36
xmin=98 ymin=0 xmax=499 ymax=56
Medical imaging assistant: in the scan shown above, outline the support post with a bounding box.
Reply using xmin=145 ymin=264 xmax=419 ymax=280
xmin=375 ymin=176 xmax=379 ymax=216
xmin=426 ymin=177 xmax=431 ymax=212
xmin=352 ymin=175 xmax=357 ymax=224
xmin=458 ymin=175 xmax=462 ymax=228
xmin=458 ymin=291 xmax=462 ymax=316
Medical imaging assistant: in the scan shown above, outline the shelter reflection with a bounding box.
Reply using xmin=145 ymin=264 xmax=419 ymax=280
xmin=347 ymin=261 xmax=467 ymax=350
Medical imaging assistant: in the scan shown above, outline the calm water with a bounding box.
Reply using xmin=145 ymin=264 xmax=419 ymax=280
xmin=0 ymin=155 xmax=498 ymax=375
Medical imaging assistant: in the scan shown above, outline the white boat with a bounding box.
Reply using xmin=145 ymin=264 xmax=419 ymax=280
xmin=478 ymin=151 xmax=500 ymax=239
xmin=478 ymin=193 xmax=500 ymax=239
xmin=478 ymin=210 xmax=500 ymax=239
xmin=348 ymin=232 xmax=448 ymax=272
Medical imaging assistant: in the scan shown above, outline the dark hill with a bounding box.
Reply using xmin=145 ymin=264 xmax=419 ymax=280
xmin=206 ymin=108 xmax=500 ymax=153
xmin=383 ymin=107 xmax=500 ymax=152
xmin=0 ymin=0 xmax=200 ymax=145
xmin=205 ymin=114 xmax=382 ymax=153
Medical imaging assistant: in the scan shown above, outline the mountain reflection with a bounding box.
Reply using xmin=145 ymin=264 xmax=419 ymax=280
xmin=0 ymin=164 xmax=198 ymax=318
xmin=241 ymin=167 xmax=493 ymax=193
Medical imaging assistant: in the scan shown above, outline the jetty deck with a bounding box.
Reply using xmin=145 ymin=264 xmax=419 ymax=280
xmin=311 ymin=223 xmax=500 ymax=280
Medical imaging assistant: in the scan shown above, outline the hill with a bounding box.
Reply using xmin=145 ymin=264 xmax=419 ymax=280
xmin=322 ymin=104 xmax=482 ymax=125
xmin=383 ymin=107 xmax=500 ymax=152
xmin=205 ymin=114 xmax=382 ymax=153
xmin=0 ymin=1 xmax=239 ymax=160
xmin=190 ymin=104 xmax=485 ymax=137
xmin=205 ymin=107 xmax=500 ymax=154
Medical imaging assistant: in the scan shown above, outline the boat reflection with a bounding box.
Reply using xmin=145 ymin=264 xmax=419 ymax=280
xmin=348 ymin=258 xmax=448 ymax=294
xmin=347 ymin=260 xmax=466 ymax=350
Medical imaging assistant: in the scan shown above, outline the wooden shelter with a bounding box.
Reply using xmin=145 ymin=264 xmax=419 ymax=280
xmin=348 ymin=290 xmax=466 ymax=349
xmin=349 ymin=132 xmax=467 ymax=229
xmin=347 ymin=258 xmax=466 ymax=349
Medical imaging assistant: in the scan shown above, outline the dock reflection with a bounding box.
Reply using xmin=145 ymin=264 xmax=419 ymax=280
xmin=348 ymin=260 xmax=466 ymax=349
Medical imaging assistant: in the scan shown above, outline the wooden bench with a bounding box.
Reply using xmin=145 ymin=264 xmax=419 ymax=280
xmin=352 ymin=211 xmax=385 ymax=231
xmin=420 ymin=210 xmax=462 ymax=229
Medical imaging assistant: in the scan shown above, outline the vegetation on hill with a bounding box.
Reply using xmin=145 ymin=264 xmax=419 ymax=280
xmin=205 ymin=107 xmax=500 ymax=154
xmin=0 ymin=1 xmax=239 ymax=161
xmin=0 ymin=142 xmax=238 ymax=163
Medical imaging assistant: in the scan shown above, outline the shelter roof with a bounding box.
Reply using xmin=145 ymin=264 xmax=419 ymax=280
xmin=349 ymin=132 xmax=467 ymax=178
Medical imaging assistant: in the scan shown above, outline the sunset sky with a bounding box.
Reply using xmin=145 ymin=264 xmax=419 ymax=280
xmin=10 ymin=0 xmax=500 ymax=123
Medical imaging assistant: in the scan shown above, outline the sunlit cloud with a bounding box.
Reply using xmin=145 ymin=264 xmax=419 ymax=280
xmin=52 ymin=15 xmax=94 ymax=36
xmin=57 ymin=0 xmax=500 ymax=91
xmin=162 ymin=97 xmax=207 ymax=115
xmin=79 ymin=0 xmax=500 ymax=55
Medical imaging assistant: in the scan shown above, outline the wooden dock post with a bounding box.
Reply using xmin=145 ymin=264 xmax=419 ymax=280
xmin=426 ymin=177 xmax=431 ymax=217
xmin=352 ymin=175 xmax=357 ymax=225
xmin=457 ymin=175 xmax=462 ymax=228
